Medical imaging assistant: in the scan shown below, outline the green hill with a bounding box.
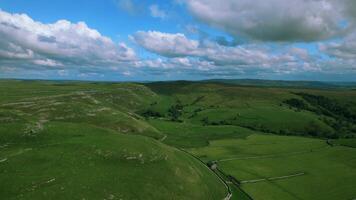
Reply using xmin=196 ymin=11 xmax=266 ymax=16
xmin=1 ymin=79 xmax=356 ymax=200
xmin=144 ymin=81 xmax=356 ymax=139
xmin=0 ymin=122 xmax=227 ymax=199
xmin=0 ymin=80 xmax=228 ymax=199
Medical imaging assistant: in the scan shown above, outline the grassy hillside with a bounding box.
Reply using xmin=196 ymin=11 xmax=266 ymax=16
xmin=0 ymin=122 xmax=227 ymax=199
xmin=0 ymin=80 xmax=163 ymax=139
xmin=1 ymin=80 xmax=356 ymax=200
xmin=144 ymin=81 xmax=356 ymax=139
xmin=0 ymin=80 xmax=227 ymax=200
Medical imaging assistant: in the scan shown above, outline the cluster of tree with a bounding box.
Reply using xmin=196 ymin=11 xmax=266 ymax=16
xmin=283 ymin=93 xmax=356 ymax=138
xmin=150 ymin=101 xmax=158 ymax=106
xmin=296 ymin=93 xmax=356 ymax=122
xmin=141 ymin=110 xmax=163 ymax=118
xmin=283 ymin=98 xmax=309 ymax=110
xmin=230 ymin=119 xmax=336 ymax=139
xmin=238 ymin=124 xmax=274 ymax=134
xmin=168 ymin=100 xmax=183 ymax=122
xmin=201 ymin=117 xmax=232 ymax=126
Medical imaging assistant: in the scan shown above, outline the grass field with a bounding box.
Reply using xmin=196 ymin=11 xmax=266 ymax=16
xmin=1 ymin=80 xmax=356 ymax=199
xmin=330 ymin=138 xmax=356 ymax=148
xmin=189 ymin=134 xmax=356 ymax=200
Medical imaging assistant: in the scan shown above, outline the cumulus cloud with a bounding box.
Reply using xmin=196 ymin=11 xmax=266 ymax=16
xmin=132 ymin=31 xmax=301 ymax=68
xmin=32 ymin=59 xmax=64 ymax=67
xmin=133 ymin=57 xmax=215 ymax=71
xmin=320 ymin=31 xmax=356 ymax=59
xmin=1 ymin=7 xmax=354 ymax=81
xmin=131 ymin=30 xmax=354 ymax=78
xmin=184 ymin=0 xmax=356 ymax=41
xmin=0 ymin=10 xmax=136 ymax=71
xmin=130 ymin=31 xmax=348 ymax=78
xmin=149 ymin=5 xmax=167 ymax=19
xmin=132 ymin=31 xmax=199 ymax=57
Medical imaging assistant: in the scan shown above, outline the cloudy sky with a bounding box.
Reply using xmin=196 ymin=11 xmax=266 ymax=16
xmin=0 ymin=0 xmax=356 ymax=81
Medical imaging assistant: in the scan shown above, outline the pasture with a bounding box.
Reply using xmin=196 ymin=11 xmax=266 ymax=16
xmin=1 ymin=80 xmax=356 ymax=199
xmin=189 ymin=134 xmax=356 ymax=200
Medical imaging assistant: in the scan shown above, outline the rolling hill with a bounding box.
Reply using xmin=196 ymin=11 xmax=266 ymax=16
xmin=1 ymin=79 xmax=356 ymax=200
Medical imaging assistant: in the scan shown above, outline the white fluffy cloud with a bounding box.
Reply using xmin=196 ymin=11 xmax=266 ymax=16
xmin=131 ymin=30 xmax=356 ymax=77
xmin=1 ymin=7 xmax=355 ymax=80
xmin=32 ymin=59 xmax=64 ymax=67
xmin=184 ymin=0 xmax=356 ymax=41
xmin=0 ymin=10 xmax=136 ymax=69
xmin=132 ymin=31 xmax=199 ymax=57
xmin=132 ymin=31 xmax=301 ymax=68
xmin=132 ymin=57 xmax=215 ymax=71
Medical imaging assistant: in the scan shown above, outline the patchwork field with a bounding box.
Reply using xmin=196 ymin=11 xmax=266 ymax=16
xmin=1 ymin=80 xmax=356 ymax=199
xmin=189 ymin=134 xmax=356 ymax=200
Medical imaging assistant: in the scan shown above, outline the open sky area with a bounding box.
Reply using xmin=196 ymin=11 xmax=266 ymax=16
xmin=0 ymin=0 xmax=356 ymax=81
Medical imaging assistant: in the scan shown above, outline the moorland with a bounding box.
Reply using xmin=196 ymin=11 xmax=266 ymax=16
xmin=0 ymin=79 xmax=356 ymax=200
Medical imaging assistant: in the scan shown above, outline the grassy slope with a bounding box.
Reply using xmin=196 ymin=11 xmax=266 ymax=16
xmin=2 ymin=80 xmax=356 ymax=200
xmin=0 ymin=80 xmax=227 ymax=199
xmin=0 ymin=122 xmax=226 ymax=199
xmin=145 ymin=82 xmax=338 ymax=137
xmin=0 ymin=81 xmax=163 ymax=139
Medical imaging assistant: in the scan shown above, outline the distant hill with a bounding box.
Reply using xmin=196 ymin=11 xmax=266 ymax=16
xmin=3 ymin=78 xmax=356 ymax=89
xmin=202 ymin=79 xmax=356 ymax=89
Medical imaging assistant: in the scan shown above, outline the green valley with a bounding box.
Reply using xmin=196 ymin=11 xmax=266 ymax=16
xmin=0 ymin=80 xmax=356 ymax=200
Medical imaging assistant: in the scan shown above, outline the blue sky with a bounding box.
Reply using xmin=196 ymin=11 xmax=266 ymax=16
xmin=0 ymin=0 xmax=355 ymax=81
xmin=0 ymin=0 xmax=179 ymax=40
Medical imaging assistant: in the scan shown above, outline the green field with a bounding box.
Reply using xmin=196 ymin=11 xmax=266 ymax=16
xmin=1 ymin=80 xmax=356 ymax=199
xmin=330 ymin=138 xmax=356 ymax=148
xmin=0 ymin=122 xmax=227 ymax=199
xmin=189 ymin=134 xmax=356 ymax=200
